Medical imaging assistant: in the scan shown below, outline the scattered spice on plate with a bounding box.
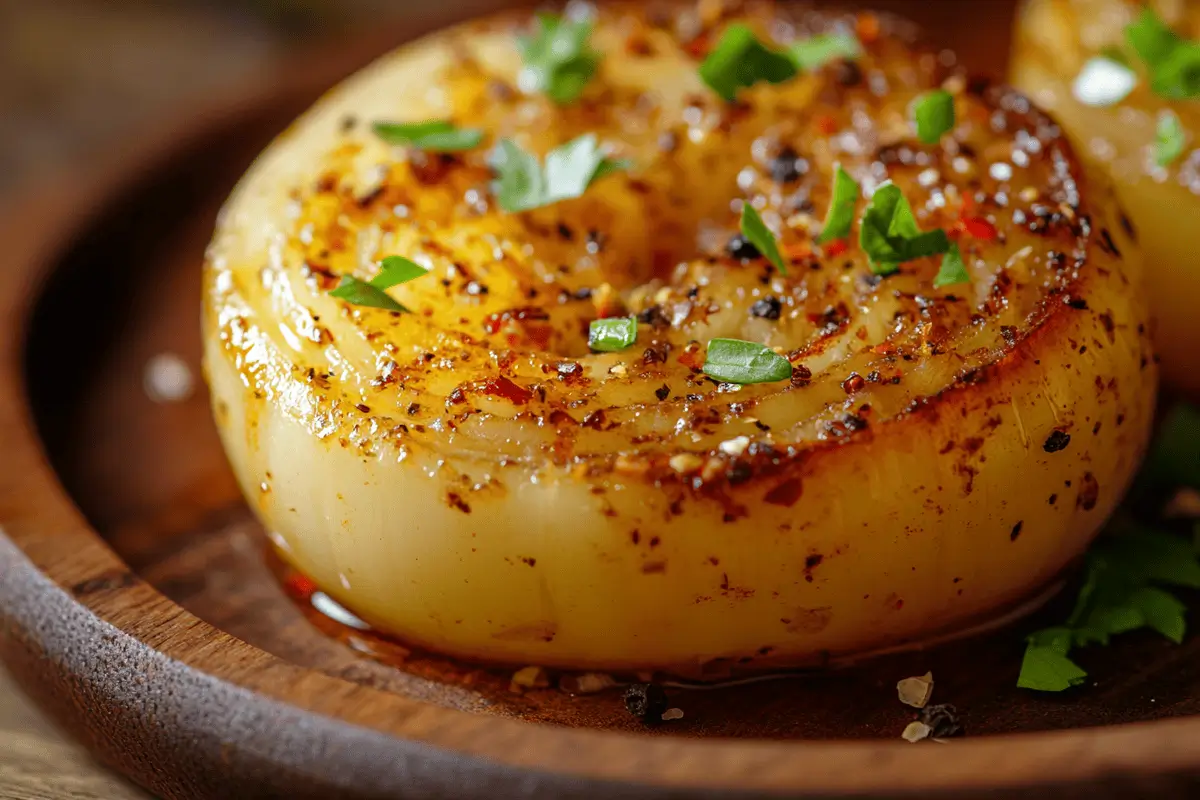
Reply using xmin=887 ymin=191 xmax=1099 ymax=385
xmin=919 ymin=703 xmax=964 ymax=739
xmin=559 ymin=672 xmax=617 ymax=694
xmin=901 ymin=720 xmax=933 ymax=743
xmin=896 ymin=671 xmax=935 ymax=708
xmin=510 ymin=665 xmax=550 ymax=692
xmin=624 ymin=683 xmax=669 ymax=723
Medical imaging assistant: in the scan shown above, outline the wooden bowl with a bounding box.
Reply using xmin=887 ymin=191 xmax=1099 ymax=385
xmin=4 ymin=3 xmax=1200 ymax=797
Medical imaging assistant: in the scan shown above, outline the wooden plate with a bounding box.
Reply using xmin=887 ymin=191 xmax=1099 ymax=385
xmin=5 ymin=3 xmax=1200 ymax=797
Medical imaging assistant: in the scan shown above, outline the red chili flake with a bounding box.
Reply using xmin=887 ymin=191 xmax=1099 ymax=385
xmin=822 ymin=238 xmax=849 ymax=258
xmin=481 ymin=376 xmax=533 ymax=405
xmin=856 ymin=12 xmax=881 ymax=44
xmin=286 ymin=573 xmax=318 ymax=598
xmin=815 ymin=114 xmax=839 ymax=136
xmin=961 ymin=217 xmax=998 ymax=241
xmin=684 ymin=32 xmax=711 ymax=59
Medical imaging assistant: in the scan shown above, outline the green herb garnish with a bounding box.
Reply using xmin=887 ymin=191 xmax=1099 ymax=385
xmin=491 ymin=134 xmax=630 ymax=213
xmin=372 ymin=120 xmax=484 ymax=153
xmin=739 ymin=204 xmax=788 ymax=276
xmin=789 ymin=32 xmax=862 ymax=71
xmin=1018 ymin=524 xmax=1200 ymax=691
xmin=518 ymin=12 xmax=600 ymax=105
xmin=932 ymin=243 xmax=969 ymax=288
xmin=329 ymin=255 xmax=428 ymax=312
xmin=699 ymin=24 xmax=799 ymax=102
xmin=702 ymin=338 xmax=793 ymax=384
xmin=817 ymin=164 xmax=859 ymax=244
xmin=912 ymin=89 xmax=956 ymax=145
xmin=1125 ymin=8 xmax=1200 ymax=100
xmin=1155 ymin=110 xmax=1187 ymax=166
xmin=858 ymin=181 xmax=950 ymax=276
xmin=589 ymin=316 xmax=638 ymax=352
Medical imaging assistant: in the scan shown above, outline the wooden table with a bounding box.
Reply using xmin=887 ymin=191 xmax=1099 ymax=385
xmin=0 ymin=667 xmax=150 ymax=799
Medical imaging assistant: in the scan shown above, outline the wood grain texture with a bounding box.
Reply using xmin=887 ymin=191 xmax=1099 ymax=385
xmin=6 ymin=2 xmax=1200 ymax=799
xmin=0 ymin=670 xmax=149 ymax=800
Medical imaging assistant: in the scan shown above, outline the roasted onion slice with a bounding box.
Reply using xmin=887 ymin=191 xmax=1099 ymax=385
xmin=204 ymin=2 xmax=1156 ymax=675
xmin=1012 ymin=0 xmax=1200 ymax=396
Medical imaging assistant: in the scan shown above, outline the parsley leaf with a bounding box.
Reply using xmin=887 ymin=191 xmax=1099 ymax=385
xmin=1018 ymin=638 xmax=1089 ymax=692
xmin=518 ymin=12 xmax=600 ymax=105
xmin=858 ymin=181 xmax=950 ymax=275
xmin=912 ymin=89 xmax=956 ymax=144
xmin=703 ymin=339 xmax=793 ymax=384
xmin=1125 ymin=8 xmax=1200 ymax=100
xmin=1146 ymin=403 xmax=1200 ymax=488
xmin=1126 ymin=7 xmax=1179 ymax=68
xmin=372 ymin=120 xmax=484 ymax=152
xmin=491 ymin=134 xmax=630 ymax=212
xmin=740 ymin=204 xmax=788 ymax=275
xmin=1017 ymin=521 xmax=1200 ymax=691
xmin=589 ymin=316 xmax=638 ymax=352
xmin=699 ymin=24 xmax=798 ymax=102
xmin=790 ymin=32 xmax=862 ymax=71
xmin=817 ymin=164 xmax=859 ymax=244
xmin=933 ymin=242 xmax=970 ymax=288
xmin=329 ymin=255 xmax=428 ymax=312
xmin=1155 ymin=110 xmax=1187 ymax=166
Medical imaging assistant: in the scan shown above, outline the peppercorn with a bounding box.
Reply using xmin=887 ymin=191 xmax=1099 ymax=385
xmin=918 ymin=703 xmax=964 ymax=738
xmin=768 ymin=146 xmax=808 ymax=184
xmin=727 ymin=234 xmax=761 ymax=261
xmin=623 ymin=683 xmax=669 ymax=724
xmin=749 ymin=297 xmax=782 ymax=320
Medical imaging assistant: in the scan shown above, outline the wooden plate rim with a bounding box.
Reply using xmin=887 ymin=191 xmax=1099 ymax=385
xmin=2 ymin=22 xmax=1200 ymax=800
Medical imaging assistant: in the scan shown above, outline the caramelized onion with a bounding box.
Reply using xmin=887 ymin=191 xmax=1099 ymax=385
xmin=1012 ymin=0 xmax=1200 ymax=395
xmin=205 ymin=2 xmax=1156 ymax=675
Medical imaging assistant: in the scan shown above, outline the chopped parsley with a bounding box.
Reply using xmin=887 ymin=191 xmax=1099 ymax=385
xmin=329 ymin=255 xmax=428 ymax=312
xmin=699 ymin=24 xmax=798 ymax=102
xmin=372 ymin=120 xmax=484 ymax=152
xmin=817 ymin=164 xmax=859 ymax=244
xmin=1125 ymin=8 xmax=1200 ymax=100
xmin=1155 ymin=110 xmax=1187 ymax=167
xmin=702 ymin=339 xmax=793 ymax=384
xmin=518 ymin=12 xmax=600 ymax=104
xmin=932 ymin=242 xmax=969 ymax=288
xmin=589 ymin=316 xmax=638 ymax=352
xmin=912 ymin=89 xmax=956 ymax=144
xmin=1018 ymin=524 xmax=1200 ymax=691
xmin=490 ymin=134 xmax=630 ymax=212
xmin=739 ymin=204 xmax=788 ymax=275
xmin=858 ymin=181 xmax=950 ymax=276
xmin=789 ymin=32 xmax=862 ymax=71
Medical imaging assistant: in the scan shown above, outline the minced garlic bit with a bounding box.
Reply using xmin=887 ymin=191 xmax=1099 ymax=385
xmin=661 ymin=707 xmax=685 ymax=721
xmin=896 ymin=671 xmax=935 ymax=709
xmin=559 ymin=672 xmax=617 ymax=694
xmin=718 ymin=436 xmax=751 ymax=456
xmin=901 ymin=720 xmax=933 ymax=743
xmin=669 ymin=453 xmax=705 ymax=474
xmin=510 ymin=665 xmax=550 ymax=692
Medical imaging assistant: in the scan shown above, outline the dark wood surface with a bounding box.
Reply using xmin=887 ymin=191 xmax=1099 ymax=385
xmin=10 ymin=2 xmax=1200 ymax=798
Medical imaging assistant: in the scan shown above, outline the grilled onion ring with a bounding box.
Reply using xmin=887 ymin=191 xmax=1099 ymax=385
xmin=204 ymin=2 xmax=1156 ymax=675
xmin=1012 ymin=0 xmax=1200 ymax=396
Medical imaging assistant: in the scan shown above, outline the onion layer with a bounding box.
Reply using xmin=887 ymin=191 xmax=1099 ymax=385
xmin=204 ymin=2 xmax=1156 ymax=675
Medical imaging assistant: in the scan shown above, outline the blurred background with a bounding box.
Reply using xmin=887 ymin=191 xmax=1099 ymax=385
xmin=0 ymin=0 xmax=406 ymax=198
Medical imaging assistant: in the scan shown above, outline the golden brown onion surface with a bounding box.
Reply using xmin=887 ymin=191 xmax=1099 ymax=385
xmin=205 ymin=2 xmax=1156 ymax=674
